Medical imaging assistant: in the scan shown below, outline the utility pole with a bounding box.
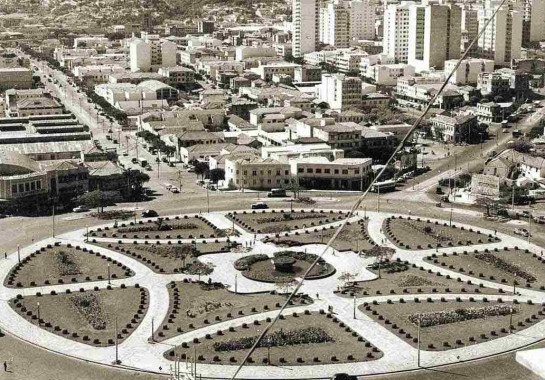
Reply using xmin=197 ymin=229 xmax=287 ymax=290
xmin=52 ymin=203 xmax=56 ymax=238
xmin=449 ymin=207 xmax=453 ymax=227
xmin=207 ymin=186 xmax=210 ymax=213
xmin=509 ymin=306 xmax=513 ymax=333
xmin=17 ymin=245 xmax=20 ymax=263
xmin=377 ymin=185 xmax=380 ymax=212
xmin=353 ymin=294 xmax=356 ymax=319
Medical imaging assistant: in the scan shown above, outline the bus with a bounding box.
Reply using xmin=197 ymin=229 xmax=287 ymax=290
xmin=370 ymin=180 xmax=397 ymax=193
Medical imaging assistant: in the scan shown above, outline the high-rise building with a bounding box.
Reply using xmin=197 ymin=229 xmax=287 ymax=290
xmin=519 ymin=0 xmax=545 ymax=44
xmin=461 ymin=6 xmax=479 ymax=53
xmin=130 ymin=33 xmax=177 ymax=72
xmin=477 ymin=0 xmax=522 ymax=66
xmin=383 ymin=2 xmax=411 ymax=63
xmin=317 ymin=73 xmax=363 ymax=110
xmin=320 ymin=0 xmax=351 ymax=48
xmin=408 ymin=2 xmax=461 ymax=72
xmin=349 ymin=0 xmax=377 ymax=41
xmin=292 ymin=0 xmax=320 ymax=57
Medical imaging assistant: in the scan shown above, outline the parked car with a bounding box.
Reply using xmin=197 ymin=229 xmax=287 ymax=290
xmin=73 ymin=205 xmax=90 ymax=213
xmin=251 ymin=202 xmax=269 ymax=210
xmin=170 ymin=187 xmax=180 ymax=193
xmin=514 ymin=228 xmax=531 ymax=237
xmin=141 ymin=210 xmax=158 ymax=217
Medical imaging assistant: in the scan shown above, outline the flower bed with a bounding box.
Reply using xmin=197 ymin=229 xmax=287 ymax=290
xmin=475 ymin=253 xmax=535 ymax=282
xmin=408 ymin=305 xmax=515 ymax=327
xmin=213 ymin=327 xmax=334 ymax=352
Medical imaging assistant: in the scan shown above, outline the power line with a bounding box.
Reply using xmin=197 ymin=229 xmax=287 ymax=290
xmin=230 ymin=0 xmax=511 ymax=378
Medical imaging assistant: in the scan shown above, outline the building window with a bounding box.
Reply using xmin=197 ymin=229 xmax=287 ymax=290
xmin=324 ymin=169 xmax=331 ymax=174
xmin=342 ymin=170 xmax=348 ymax=175
xmin=252 ymin=171 xmax=257 ymax=176
xmin=25 ymin=183 xmax=30 ymax=192
xmin=18 ymin=184 xmax=24 ymax=193
xmin=316 ymin=169 xmax=322 ymax=174
xmin=306 ymin=168 xmax=313 ymax=173
xmin=334 ymin=169 xmax=339 ymax=174
xmin=11 ymin=184 xmax=17 ymax=194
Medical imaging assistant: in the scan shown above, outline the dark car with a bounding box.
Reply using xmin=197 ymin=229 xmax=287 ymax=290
xmin=141 ymin=210 xmax=158 ymax=217
xmin=251 ymin=202 xmax=269 ymax=210
xmin=331 ymin=374 xmax=357 ymax=380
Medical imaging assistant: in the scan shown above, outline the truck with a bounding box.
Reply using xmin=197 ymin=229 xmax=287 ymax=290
xmin=267 ymin=188 xmax=287 ymax=197
xmin=138 ymin=158 xmax=148 ymax=167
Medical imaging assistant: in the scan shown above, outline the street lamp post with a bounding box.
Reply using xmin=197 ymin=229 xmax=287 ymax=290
xmin=37 ymin=302 xmax=41 ymax=324
xmin=353 ymin=294 xmax=356 ymax=319
xmin=417 ymin=316 xmax=421 ymax=367
xmin=107 ymin=263 xmax=111 ymax=285
xmin=115 ymin=316 xmax=119 ymax=364
xmin=17 ymin=245 xmax=20 ymax=264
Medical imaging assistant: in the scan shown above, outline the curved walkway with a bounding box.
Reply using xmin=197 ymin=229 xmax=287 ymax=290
xmin=0 ymin=209 xmax=544 ymax=379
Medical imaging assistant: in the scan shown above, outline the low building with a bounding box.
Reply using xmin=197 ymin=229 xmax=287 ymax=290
xmin=178 ymin=142 xmax=233 ymax=164
xmin=294 ymin=65 xmax=322 ymax=83
xmin=362 ymin=64 xmax=414 ymax=86
xmin=250 ymin=62 xmax=301 ymax=81
xmin=224 ymin=156 xmax=291 ymax=190
xmin=0 ymin=67 xmax=33 ymax=91
xmin=430 ymin=113 xmax=479 ymax=143
xmin=445 ymin=58 xmax=494 ymax=85
xmin=292 ymin=157 xmax=372 ymax=190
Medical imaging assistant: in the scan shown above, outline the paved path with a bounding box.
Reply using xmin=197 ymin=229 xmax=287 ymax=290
xmin=0 ymin=209 xmax=544 ymax=379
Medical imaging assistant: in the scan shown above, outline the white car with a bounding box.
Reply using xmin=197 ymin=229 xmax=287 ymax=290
xmin=170 ymin=187 xmax=180 ymax=193
xmin=73 ymin=205 xmax=90 ymax=213
xmin=514 ymin=228 xmax=531 ymax=237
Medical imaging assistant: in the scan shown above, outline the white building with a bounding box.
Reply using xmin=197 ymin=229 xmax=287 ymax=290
xmin=478 ymin=0 xmax=523 ymax=66
xmin=292 ymin=0 xmax=319 ymax=57
xmin=317 ymin=73 xmax=362 ymax=110
xmin=408 ymin=3 xmax=462 ymax=72
xmin=445 ymin=58 xmax=495 ymax=85
xmin=520 ymin=0 xmax=545 ymax=44
xmin=235 ymin=46 xmax=277 ymax=61
xmin=72 ymin=64 xmax=125 ymax=84
xmin=363 ymin=63 xmax=415 ymax=85
xmin=130 ymin=34 xmax=177 ymax=72
xmin=383 ymin=2 xmax=411 ymax=63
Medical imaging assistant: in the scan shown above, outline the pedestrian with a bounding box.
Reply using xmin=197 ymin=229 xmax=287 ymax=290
xmin=316 ymin=293 xmax=319 ymax=299
xmin=3 ymin=252 xmax=6 ymax=259
xmin=3 ymin=361 xmax=7 ymax=372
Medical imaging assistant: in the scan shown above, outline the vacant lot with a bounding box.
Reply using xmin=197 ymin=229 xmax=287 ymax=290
xmin=361 ymin=299 xmax=544 ymax=351
xmin=155 ymin=281 xmax=311 ymax=341
xmin=425 ymin=248 xmax=545 ymax=288
xmin=93 ymin=241 xmax=231 ymax=274
xmin=91 ymin=215 xmax=224 ymax=239
xmin=228 ymin=210 xmax=348 ymax=234
xmin=10 ymin=286 xmax=148 ymax=347
xmin=264 ymin=218 xmax=376 ymax=252
xmin=384 ymin=216 xmax=499 ymax=249
xmin=165 ymin=312 xmax=382 ymax=365
xmin=5 ymin=245 xmax=133 ymax=288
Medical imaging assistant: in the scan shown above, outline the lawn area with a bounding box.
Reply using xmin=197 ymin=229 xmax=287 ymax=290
xmin=9 ymin=286 xmax=148 ymax=347
xmin=361 ymin=299 xmax=545 ymax=351
xmin=337 ymin=261 xmax=504 ymax=298
xmin=234 ymin=251 xmax=335 ymax=283
xmin=164 ymin=312 xmax=382 ymax=365
xmin=93 ymin=241 xmax=233 ymax=274
xmin=5 ymin=244 xmax=133 ymax=288
xmin=263 ymin=218 xmax=376 ymax=253
xmin=227 ymin=209 xmax=349 ymax=234
xmin=155 ymin=280 xmax=312 ymax=341
xmin=90 ymin=215 xmax=227 ymax=240
xmin=424 ymin=248 xmax=545 ymax=289
xmin=384 ymin=216 xmax=500 ymax=250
